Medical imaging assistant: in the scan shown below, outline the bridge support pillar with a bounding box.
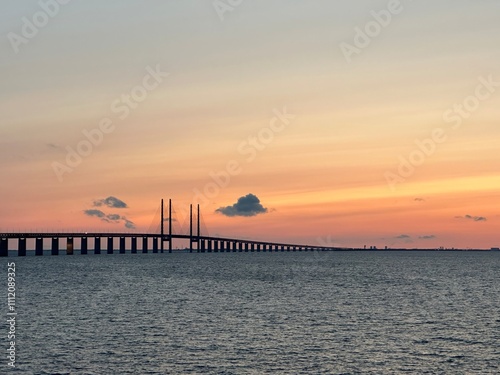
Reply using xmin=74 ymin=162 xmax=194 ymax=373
xmin=143 ymin=237 xmax=148 ymax=253
xmin=51 ymin=238 xmax=59 ymax=256
xmin=66 ymin=237 xmax=74 ymax=255
xmin=36 ymin=238 xmax=43 ymax=256
xmin=200 ymin=240 xmax=205 ymax=253
xmin=0 ymin=238 xmax=7 ymax=257
xmin=232 ymin=242 xmax=237 ymax=252
xmin=18 ymin=238 xmax=26 ymax=257
xmin=107 ymin=237 xmax=113 ymax=254
xmin=153 ymin=238 xmax=158 ymax=253
xmin=95 ymin=237 xmax=101 ymax=254
xmin=120 ymin=237 xmax=126 ymax=254
xmin=81 ymin=237 xmax=88 ymax=255
xmin=214 ymin=240 xmax=219 ymax=253
xmin=131 ymin=237 xmax=137 ymax=253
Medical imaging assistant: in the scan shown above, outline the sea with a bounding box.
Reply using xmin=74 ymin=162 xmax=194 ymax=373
xmin=3 ymin=251 xmax=500 ymax=374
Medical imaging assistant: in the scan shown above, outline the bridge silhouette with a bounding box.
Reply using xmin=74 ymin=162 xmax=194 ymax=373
xmin=0 ymin=199 xmax=344 ymax=257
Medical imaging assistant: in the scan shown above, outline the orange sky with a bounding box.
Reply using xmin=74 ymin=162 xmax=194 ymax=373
xmin=1 ymin=1 xmax=500 ymax=249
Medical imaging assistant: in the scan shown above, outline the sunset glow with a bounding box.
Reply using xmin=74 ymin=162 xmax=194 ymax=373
xmin=2 ymin=0 xmax=500 ymax=249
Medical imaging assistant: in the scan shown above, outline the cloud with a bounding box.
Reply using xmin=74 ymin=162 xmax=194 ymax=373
xmin=106 ymin=214 xmax=121 ymax=222
xmin=84 ymin=209 xmax=105 ymax=218
xmin=123 ymin=218 xmax=136 ymax=229
xmin=93 ymin=196 xmax=128 ymax=209
xmin=46 ymin=143 xmax=61 ymax=150
xmin=216 ymin=194 xmax=268 ymax=217
xmin=419 ymin=235 xmax=436 ymax=240
xmin=84 ymin=198 xmax=135 ymax=229
xmin=395 ymin=234 xmax=413 ymax=243
xmin=414 ymin=198 xmax=425 ymax=202
xmin=455 ymin=215 xmax=487 ymax=222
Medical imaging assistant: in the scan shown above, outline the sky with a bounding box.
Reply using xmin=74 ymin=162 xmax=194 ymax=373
xmin=1 ymin=0 xmax=500 ymax=249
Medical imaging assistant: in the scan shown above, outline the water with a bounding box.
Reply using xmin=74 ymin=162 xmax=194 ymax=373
xmin=4 ymin=251 xmax=500 ymax=374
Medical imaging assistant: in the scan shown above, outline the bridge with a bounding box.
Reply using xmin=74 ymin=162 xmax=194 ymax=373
xmin=0 ymin=199 xmax=344 ymax=257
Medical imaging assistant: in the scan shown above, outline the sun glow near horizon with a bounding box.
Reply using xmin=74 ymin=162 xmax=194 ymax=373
xmin=1 ymin=0 xmax=500 ymax=249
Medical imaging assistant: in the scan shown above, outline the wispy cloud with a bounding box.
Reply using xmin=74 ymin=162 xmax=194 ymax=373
xmin=84 ymin=197 xmax=135 ymax=229
xmin=455 ymin=215 xmax=487 ymax=222
xmin=46 ymin=143 xmax=61 ymax=150
xmin=123 ymin=218 xmax=136 ymax=229
xmin=395 ymin=234 xmax=413 ymax=244
xmin=106 ymin=214 xmax=121 ymax=222
xmin=216 ymin=194 xmax=268 ymax=217
xmin=84 ymin=209 xmax=105 ymax=218
xmin=419 ymin=235 xmax=436 ymax=240
xmin=396 ymin=234 xmax=411 ymax=239
xmin=93 ymin=196 xmax=128 ymax=209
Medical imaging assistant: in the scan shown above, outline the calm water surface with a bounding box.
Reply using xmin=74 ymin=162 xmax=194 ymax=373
xmin=4 ymin=251 xmax=500 ymax=374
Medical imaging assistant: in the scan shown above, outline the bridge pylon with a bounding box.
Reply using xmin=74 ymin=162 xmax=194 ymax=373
xmin=188 ymin=204 xmax=201 ymax=252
